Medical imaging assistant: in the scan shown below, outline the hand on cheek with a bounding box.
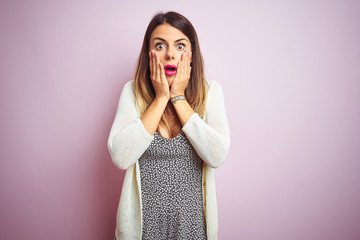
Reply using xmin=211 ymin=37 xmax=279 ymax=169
xmin=171 ymin=50 xmax=192 ymax=97
xmin=149 ymin=50 xmax=170 ymax=100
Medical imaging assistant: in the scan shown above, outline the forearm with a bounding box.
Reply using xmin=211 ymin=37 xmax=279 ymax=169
xmin=140 ymin=96 xmax=169 ymax=135
xmin=180 ymin=81 xmax=230 ymax=168
xmin=109 ymin=119 xmax=154 ymax=169
xmin=107 ymin=80 xmax=155 ymax=170
xmin=182 ymin=113 xmax=230 ymax=168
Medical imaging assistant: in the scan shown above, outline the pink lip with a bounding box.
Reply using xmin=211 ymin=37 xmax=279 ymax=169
xmin=164 ymin=64 xmax=177 ymax=76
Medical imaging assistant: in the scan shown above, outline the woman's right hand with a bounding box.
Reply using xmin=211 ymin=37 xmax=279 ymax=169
xmin=149 ymin=50 xmax=170 ymax=100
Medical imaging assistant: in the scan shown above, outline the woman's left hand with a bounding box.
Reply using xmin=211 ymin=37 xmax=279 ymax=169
xmin=170 ymin=50 xmax=192 ymax=97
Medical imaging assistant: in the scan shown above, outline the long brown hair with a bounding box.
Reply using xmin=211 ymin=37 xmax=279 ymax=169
xmin=133 ymin=11 xmax=208 ymax=131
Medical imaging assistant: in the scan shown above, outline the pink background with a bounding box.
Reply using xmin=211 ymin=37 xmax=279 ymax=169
xmin=1 ymin=0 xmax=359 ymax=239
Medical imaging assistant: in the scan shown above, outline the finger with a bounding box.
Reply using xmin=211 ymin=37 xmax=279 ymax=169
xmin=156 ymin=59 xmax=161 ymax=83
xmin=176 ymin=51 xmax=184 ymax=79
xmin=183 ymin=51 xmax=189 ymax=73
xmin=175 ymin=51 xmax=187 ymax=81
xmin=152 ymin=51 xmax=157 ymax=81
xmin=177 ymin=61 xmax=183 ymax=81
xmin=183 ymin=50 xmax=190 ymax=72
xmin=187 ymin=51 xmax=191 ymax=66
xmin=156 ymin=53 xmax=162 ymax=81
xmin=159 ymin=62 xmax=166 ymax=83
xmin=149 ymin=51 xmax=154 ymax=79
xmin=180 ymin=52 xmax=187 ymax=76
xmin=176 ymin=60 xmax=182 ymax=75
xmin=186 ymin=51 xmax=192 ymax=76
xmin=181 ymin=50 xmax=185 ymax=61
xmin=149 ymin=51 xmax=152 ymax=75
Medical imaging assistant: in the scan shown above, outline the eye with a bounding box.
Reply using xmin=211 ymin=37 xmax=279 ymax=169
xmin=177 ymin=43 xmax=185 ymax=50
xmin=155 ymin=43 xmax=165 ymax=50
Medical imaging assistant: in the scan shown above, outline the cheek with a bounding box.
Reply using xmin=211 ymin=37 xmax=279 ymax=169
xmin=158 ymin=52 xmax=166 ymax=60
xmin=151 ymin=51 xmax=165 ymax=61
xmin=177 ymin=52 xmax=184 ymax=60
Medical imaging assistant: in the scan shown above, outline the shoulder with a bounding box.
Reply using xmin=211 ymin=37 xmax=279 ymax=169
xmin=204 ymin=80 xmax=226 ymax=113
xmin=115 ymin=80 xmax=136 ymax=106
xmin=123 ymin=80 xmax=134 ymax=91
xmin=206 ymin=80 xmax=224 ymax=97
xmin=120 ymin=80 xmax=135 ymax=97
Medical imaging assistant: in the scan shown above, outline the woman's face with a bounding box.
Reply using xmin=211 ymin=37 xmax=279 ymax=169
xmin=149 ymin=23 xmax=192 ymax=85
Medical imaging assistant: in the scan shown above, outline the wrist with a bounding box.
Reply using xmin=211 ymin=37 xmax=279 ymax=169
xmin=154 ymin=95 xmax=169 ymax=104
xmin=170 ymin=95 xmax=186 ymax=104
xmin=170 ymin=92 xmax=185 ymax=98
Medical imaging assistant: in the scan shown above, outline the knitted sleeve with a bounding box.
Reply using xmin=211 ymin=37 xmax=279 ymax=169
xmin=107 ymin=80 xmax=154 ymax=170
xmin=182 ymin=81 xmax=231 ymax=168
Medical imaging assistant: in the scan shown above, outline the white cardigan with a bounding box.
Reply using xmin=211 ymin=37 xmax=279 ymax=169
xmin=107 ymin=80 xmax=230 ymax=240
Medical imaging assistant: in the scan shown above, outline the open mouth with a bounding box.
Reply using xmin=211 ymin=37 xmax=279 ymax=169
xmin=164 ymin=65 xmax=177 ymax=76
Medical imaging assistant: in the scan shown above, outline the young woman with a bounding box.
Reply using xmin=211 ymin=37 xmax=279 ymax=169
xmin=108 ymin=11 xmax=230 ymax=240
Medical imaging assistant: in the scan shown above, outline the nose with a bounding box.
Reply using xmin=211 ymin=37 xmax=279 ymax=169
xmin=165 ymin=48 xmax=175 ymax=60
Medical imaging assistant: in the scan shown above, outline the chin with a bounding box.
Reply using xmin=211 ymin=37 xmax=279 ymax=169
xmin=166 ymin=76 xmax=174 ymax=86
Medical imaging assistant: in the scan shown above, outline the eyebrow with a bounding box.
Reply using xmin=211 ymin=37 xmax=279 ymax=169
xmin=153 ymin=37 xmax=189 ymax=43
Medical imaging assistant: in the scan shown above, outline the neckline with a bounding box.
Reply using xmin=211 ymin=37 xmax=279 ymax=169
xmin=155 ymin=131 xmax=184 ymax=140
